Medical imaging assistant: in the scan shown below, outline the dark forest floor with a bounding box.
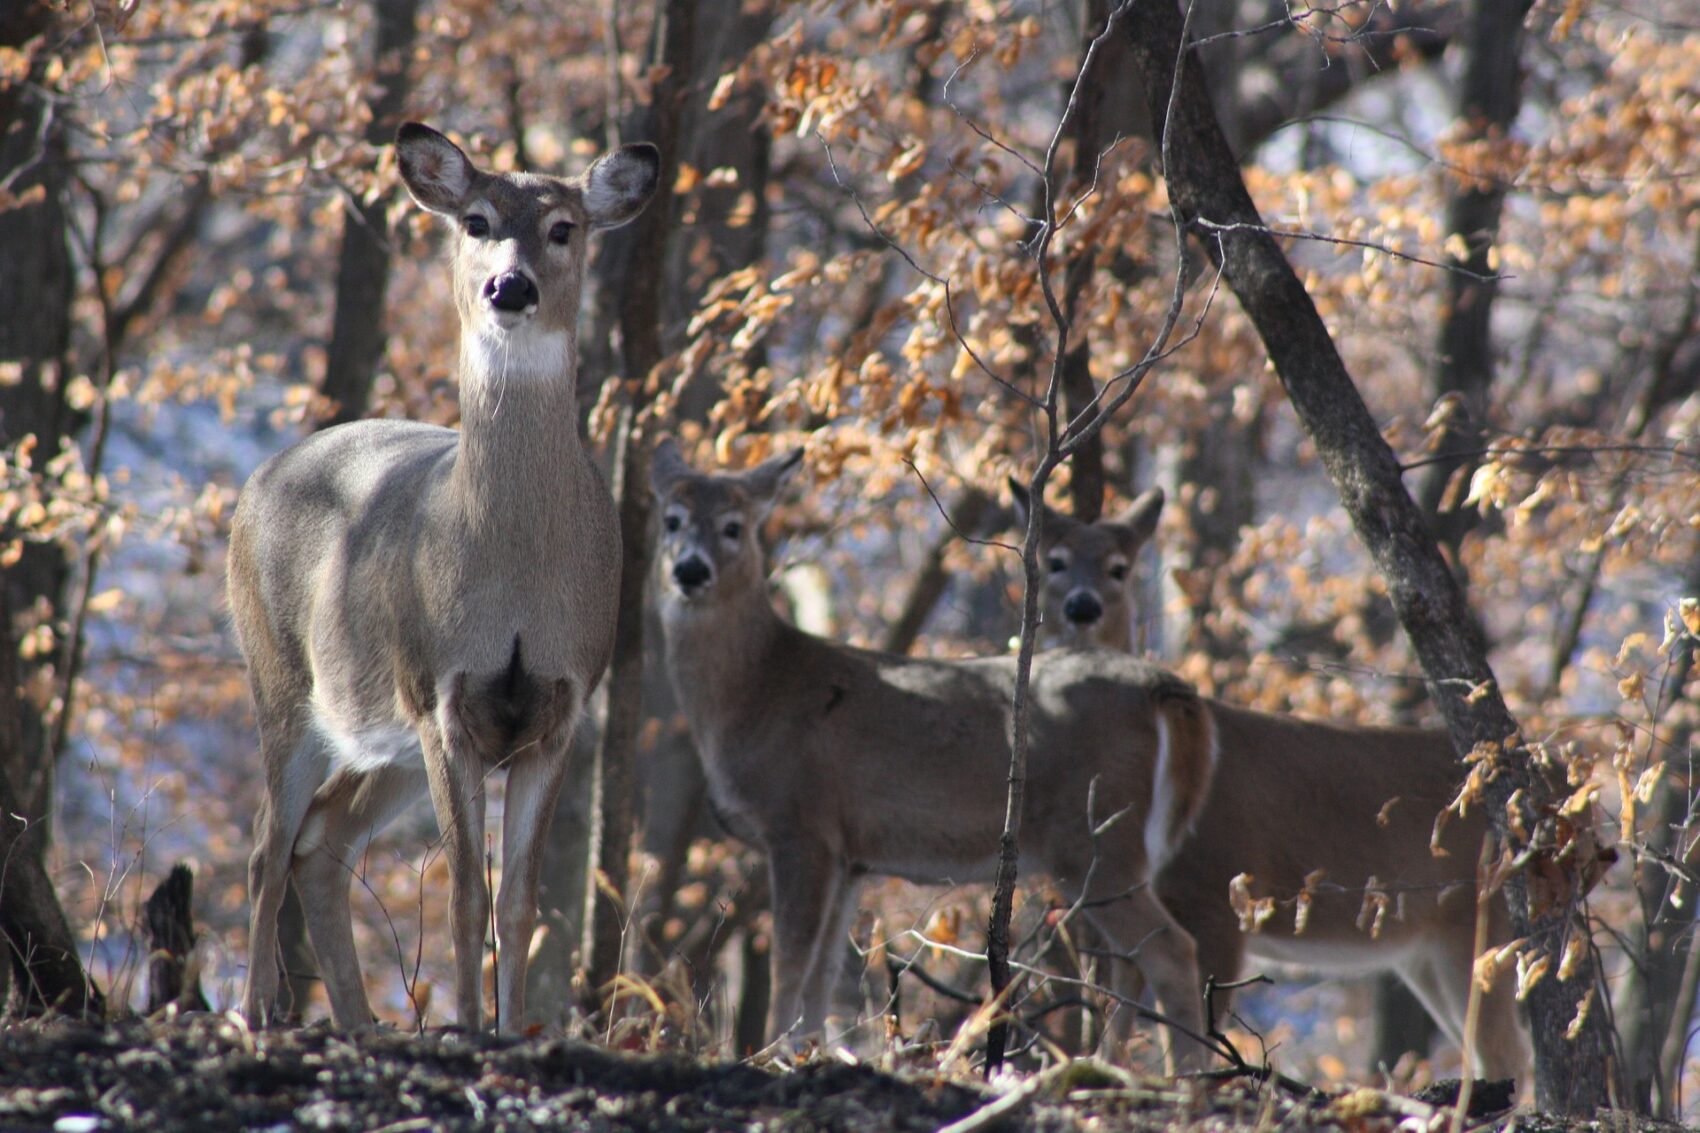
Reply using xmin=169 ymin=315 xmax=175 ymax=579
xmin=0 ymin=1016 xmax=1689 ymax=1133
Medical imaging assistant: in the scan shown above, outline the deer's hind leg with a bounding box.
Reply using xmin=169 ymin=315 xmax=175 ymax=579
xmin=1060 ymin=843 xmax=1208 ymax=1074
xmin=245 ymin=716 xmax=329 ymax=1026
xmin=1399 ymin=912 xmax=1527 ymax=1082
xmin=292 ymin=759 xmax=431 ymax=1029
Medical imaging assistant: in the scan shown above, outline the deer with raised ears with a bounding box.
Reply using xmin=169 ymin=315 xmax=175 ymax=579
xmin=649 ymin=439 xmax=1220 ymax=1067
xmin=1005 ymin=489 xmax=1528 ymax=1079
xmin=229 ymin=123 xmax=658 ymax=1031
xmin=1009 ymin=479 xmax=1164 ymax=652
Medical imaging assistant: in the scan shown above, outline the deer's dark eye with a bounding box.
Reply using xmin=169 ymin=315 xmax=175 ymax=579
xmin=549 ymin=220 xmax=574 ymax=245
xmin=722 ymin=520 xmax=743 ymax=541
xmin=664 ymin=514 xmax=682 ymax=533
xmin=464 ymin=214 xmax=490 ymax=238
xmin=1047 ymin=556 xmax=1068 ymax=574
xmin=1108 ymin=564 xmax=1128 ymax=581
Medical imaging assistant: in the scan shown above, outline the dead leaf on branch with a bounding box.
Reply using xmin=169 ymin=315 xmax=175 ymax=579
xmin=1228 ymin=873 xmax=1274 ymax=934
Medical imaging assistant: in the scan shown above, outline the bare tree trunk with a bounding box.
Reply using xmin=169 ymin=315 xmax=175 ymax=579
xmin=880 ymin=488 xmax=994 ymax=655
xmin=1413 ymin=0 xmax=1533 ymax=567
xmin=316 ymin=0 xmax=422 ymax=428
xmin=0 ymin=753 xmax=102 ymax=1018
xmin=582 ymin=0 xmax=695 ymax=1008
xmin=0 ymin=3 xmax=79 ymax=859
xmin=1614 ymin=561 xmax=1700 ymax=1115
xmin=1157 ymin=395 xmax=1258 ymax=662
xmin=1119 ymin=0 xmax=1611 ymax=1112
xmin=630 ymin=0 xmax=780 ymax=1019
xmin=1056 ymin=0 xmax=1123 ymax=523
xmin=1376 ymin=0 xmax=1535 ymax=1070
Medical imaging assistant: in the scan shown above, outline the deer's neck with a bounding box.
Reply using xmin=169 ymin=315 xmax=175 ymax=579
xmin=1094 ymin=616 xmax=1133 ymax=653
xmin=450 ymin=326 xmax=586 ymax=530
xmin=660 ymin=584 xmax=790 ymax=741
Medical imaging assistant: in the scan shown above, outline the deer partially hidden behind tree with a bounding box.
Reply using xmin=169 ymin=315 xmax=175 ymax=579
xmin=1011 ymin=483 xmax=1528 ymax=1082
xmin=229 ymin=123 xmax=658 ymax=1031
xmin=650 ymin=438 xmax=1221 ymax=1067
xmin=1011 ymin=479 xmax=1164 ymax=654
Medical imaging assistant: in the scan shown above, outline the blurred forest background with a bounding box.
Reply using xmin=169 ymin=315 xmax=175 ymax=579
xmin=2 ymin=0 xmax=1698 ymax=1117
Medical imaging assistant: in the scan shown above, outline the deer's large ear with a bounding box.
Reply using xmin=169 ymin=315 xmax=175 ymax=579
xmin=1008 ymin=477 xmax=1033 ymax=527
xmin=651 ymin=437 xmax=692 ymax=498
xmin=583 ymin=143 xmax=661 ymax=230
xmin=1008 ymin=476 xmax=1061 ymax=532
xmin=1111 ymin=487 xmax=1165 ymax=550
xmin=396 ymin=123 xmax=477 ymax=215
xmin=741 ymin=448 xmax=805 ymax=514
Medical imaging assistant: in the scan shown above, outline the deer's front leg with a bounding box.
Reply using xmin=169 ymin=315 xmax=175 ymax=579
xmin=495 ymin=725 xmax=574 ymax=1031
xmin=422 ymin=707 xmax=490 ymax=1031
xmin=765 ymin=836 xmax=845 ymax=1041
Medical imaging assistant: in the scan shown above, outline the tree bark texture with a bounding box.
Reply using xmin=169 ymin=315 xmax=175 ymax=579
xmin=0 ymin=757 xmax=102 ymax=1018
xmin=316 ymin=0 xmax=422 ymax=429
xmin=984 ymin=465 xmax=1054 ymax=1073
xmin=1414 ymin=0 xmax=1533 ymax=562
xmin=626 ymin=0 xmax=783 ymax=1013
xmin=1119 ymin=0 xmax=1610 ymax=1112
xmin=0 ymin=3 xmax=78 ymax=844
xmin=880 ymin=488 xmax=994 ymax=655
xmin=668 ymin=0 xmax=779 ymax=423
xmin=1380 ymin=0 xmax=1533 ymax=1066
xmin=1056 ymin=0 xmax=1123 ymax=523
xmin=582 ymin=0 xmax=696 ymax=1007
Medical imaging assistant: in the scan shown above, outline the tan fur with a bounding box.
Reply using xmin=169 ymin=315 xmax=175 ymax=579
xmin=650 ymin=442 xmax=1218 ymax=1068
xmin=230 ymin=123 xmax=657 ymax=1031
xmin=1021 ymin=496 xmax=1527 ymax=1079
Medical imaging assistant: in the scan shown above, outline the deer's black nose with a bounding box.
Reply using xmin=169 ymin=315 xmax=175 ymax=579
xmin=484 ymin=271 xmax=538 ymax=312
xmin=1063 ymin=591 xmax=1103 ymax=625
xmin=673 ymin=557 xmax=712 ymax=591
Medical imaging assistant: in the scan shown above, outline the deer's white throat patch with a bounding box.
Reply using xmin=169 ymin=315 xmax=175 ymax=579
xmin=466 ymin=324 xmax=571 ymax=382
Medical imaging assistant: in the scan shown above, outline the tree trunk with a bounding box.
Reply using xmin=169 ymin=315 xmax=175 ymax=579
xmin=629 ymin=0 xmax=781 ymax=1013
xmin=316 ymin=0 xmax=421 ymax=429
xmin=1118 ymin=0 xmax=1611 ymax=1112
xmin=880 ymin=488 xmax=994 ymax=655
xmin=1413 ymin=0 xmax=1533 ymax=565
xmin=1377 ymin=0 xmax=1534 ymax=1068
xmin=1157 ymin=393 xmax=1258 ymax=663
xmin=582 ymin=0 xmax=695 ymax=1009
xmin=0 ymin=3 xmax=78 ymax=855
xmin=1056 ymin=0 xmax=1124 ymax=523
xmin=0 ymin=755 xmax=102 ymax=1018
xmin=1614 ymin=593 xmax=1700 ymax=1115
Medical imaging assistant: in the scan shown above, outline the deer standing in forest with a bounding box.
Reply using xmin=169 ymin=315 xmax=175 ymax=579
xmin=1012 ymin=485 xmax=1527 ymax=1079
xmin=650 ymin=439 xmax=1220 ymax=1066
xmin=229 ymin=123 xmax=658 ymax=1031
xmin=1011 ymin=480 xmax=1165 ymax=654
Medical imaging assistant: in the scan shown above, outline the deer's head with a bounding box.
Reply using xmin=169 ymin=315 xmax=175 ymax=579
xmin=651 ymin=440 xmax=805 ymax=608
xmin=1010 ymin=480 xmax=1164 ymax=651
xmin=396 ymin=122 xmax=658 ymax=362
